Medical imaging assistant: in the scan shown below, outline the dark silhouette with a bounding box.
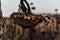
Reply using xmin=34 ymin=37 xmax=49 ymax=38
xmin=20 ymin=0 xmax=31 ymax=13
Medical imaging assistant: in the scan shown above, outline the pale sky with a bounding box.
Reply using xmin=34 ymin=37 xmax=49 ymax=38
xmin=1 ymin=0 xmax=60 ymax=17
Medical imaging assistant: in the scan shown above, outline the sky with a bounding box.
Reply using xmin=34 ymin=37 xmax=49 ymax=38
xmin=1 ymin=0 xmax=60 ymax=17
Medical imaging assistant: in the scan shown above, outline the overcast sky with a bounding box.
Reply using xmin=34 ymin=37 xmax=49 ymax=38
xmin=1 ymin=0 xmax=60 ymax=17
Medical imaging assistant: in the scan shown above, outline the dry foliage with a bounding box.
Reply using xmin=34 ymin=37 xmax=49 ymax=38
xmin=1 ymin=15 xmax=58 ymax=40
